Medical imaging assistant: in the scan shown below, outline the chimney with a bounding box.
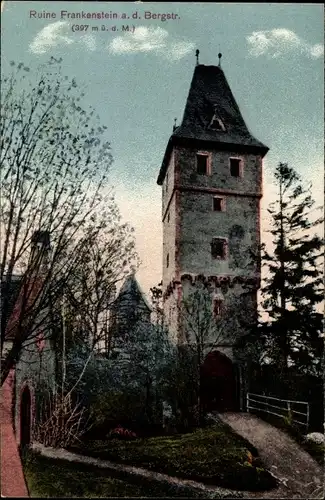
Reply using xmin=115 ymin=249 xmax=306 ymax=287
xmin=29 ymin=230 xmax=51 ymax=274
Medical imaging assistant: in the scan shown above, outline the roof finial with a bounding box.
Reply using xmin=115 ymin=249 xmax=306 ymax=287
xmin=173 ymin=118 xmax=177 ymax=131
xmin=195 ymin=49 xmax=200 ymax=66
xmin=218 ymin=52 xmax=222 ymax=68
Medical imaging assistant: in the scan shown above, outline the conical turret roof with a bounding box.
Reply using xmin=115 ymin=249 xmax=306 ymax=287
xmin=113 ymin=274 xmax=152 ymax=312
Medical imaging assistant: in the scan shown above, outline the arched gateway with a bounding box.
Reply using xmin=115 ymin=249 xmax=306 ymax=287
xmin=20 ymin=385 xmax=32 ymax=447
xmin=200 ymin=351 xmax=239 ymax=412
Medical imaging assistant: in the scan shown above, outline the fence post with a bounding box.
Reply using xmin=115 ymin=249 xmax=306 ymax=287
xmin=246 ymin=393 xmax=249 ymax=413
xmin=306 ymin=403 xmax=309 ymax=433
xmin=287 ymin=401 xmax=291 ymax=423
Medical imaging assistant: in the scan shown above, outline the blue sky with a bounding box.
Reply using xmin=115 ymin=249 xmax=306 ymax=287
xmin=1 ymin=1 xmax=324 ymax=296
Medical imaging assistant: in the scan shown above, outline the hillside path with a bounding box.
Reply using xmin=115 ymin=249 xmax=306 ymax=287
xmin=217 ymin=412 xmax=324 ymax=499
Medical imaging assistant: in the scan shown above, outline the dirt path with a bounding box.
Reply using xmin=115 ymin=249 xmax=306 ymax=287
xmin=217 ymin=412 xmax=324 ymax=499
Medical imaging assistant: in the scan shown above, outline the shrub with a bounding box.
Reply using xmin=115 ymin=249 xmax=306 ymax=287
xmin=246 ymin=450 xmax=253 ymax=464
xmin=283 ymin=408 xmax=293 ymax=427
xmin=229 ymin=463 xmax=277 ymax=491
xmin=89 ymin=390 xmax=144 ymax=427
xmin=84 ymin=389 xmax=164 ymax=440
xmin=108 ymin=426 xmax=137 ymax=440
xmin=305 ymin=432 xmax=325 ymax=445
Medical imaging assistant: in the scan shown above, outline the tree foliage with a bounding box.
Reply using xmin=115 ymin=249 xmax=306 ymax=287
xmin=0 ymin=59 xmax=137 ymax=384
xmin=110 ymin=283 xmax=171 ymax=425
xmin=261 ymin=163 xmax=323 ymax=376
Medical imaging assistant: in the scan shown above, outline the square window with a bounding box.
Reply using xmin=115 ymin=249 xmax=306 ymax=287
xmin=196 ymin=154 xmax=209 ymax=175
xmin=211 ymin=238 xmax=227 ymax=259
xmin=213 ymin=197 xmax=224 ymax=212
xmin=230 ymin=158 xmax=241 ymax=177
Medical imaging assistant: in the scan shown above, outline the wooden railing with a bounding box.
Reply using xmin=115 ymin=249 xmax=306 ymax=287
xmin=246 ymin=392 xmax=310 ymax=430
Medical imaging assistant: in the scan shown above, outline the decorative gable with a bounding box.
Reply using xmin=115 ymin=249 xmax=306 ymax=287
xmin=208 ymin=106 xmax=226 ymax=132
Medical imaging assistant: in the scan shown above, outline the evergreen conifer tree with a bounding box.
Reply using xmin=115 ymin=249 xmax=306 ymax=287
xmin=261 ymin=163 xmax=323 ymax=377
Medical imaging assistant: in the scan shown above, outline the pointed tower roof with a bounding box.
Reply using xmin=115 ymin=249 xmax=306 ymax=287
xmin=113 ymin=274 xmax=152 ymax=312
xmin=157 ymin=63 xmax=268 ymax=185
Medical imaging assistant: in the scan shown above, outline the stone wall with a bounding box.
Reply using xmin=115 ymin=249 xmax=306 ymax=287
xmin=0 ymin=368 xmax=29 ymax=497
xmin=162 ymin=150 xmax=178 ymax=289
xmin=14 ymin=334 xmax=56 ymax=445
xmin=176 ymin=146 xmax=262 ymax=278
xmin=161 ymin=144 xmax=262 ymax=351
xmin=177 ymin=147 xmax=262 ymax=194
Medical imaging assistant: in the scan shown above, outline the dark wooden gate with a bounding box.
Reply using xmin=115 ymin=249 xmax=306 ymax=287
xmin=200 ymin=351 xmax=238 ymax=412
xmin=20 ymin=386 xmax=31 ymax=447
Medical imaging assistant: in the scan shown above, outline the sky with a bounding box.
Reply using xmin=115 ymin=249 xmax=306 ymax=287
xmin=1 ymin=1 xmax=324 ymax=298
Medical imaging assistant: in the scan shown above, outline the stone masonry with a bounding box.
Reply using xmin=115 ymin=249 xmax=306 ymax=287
xmin=157 ymin=62 xmax=268 ymax=373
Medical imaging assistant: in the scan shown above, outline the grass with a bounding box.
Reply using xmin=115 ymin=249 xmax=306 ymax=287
xmin=71 ymin=422 xmax=277 ymax=491
xmin=21 ymin=449 xmax=189 ymax=498
xmin=302 ymin=439 xmax=325 ymax=466
xmin=250 ymin=410 xmax=325 ymax=466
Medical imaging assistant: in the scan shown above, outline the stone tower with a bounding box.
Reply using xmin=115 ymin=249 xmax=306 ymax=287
xmin=157 ymin=60 xmax=268 ymax=381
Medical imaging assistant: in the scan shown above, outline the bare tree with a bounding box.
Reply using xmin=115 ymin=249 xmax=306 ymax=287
xmin=59 ymin=230 xmax=138 ymax=348
xmin=34 ymin=390 xmax=92 ymax=448
xmin=0 ymin=59 xmax=137 ymax=384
